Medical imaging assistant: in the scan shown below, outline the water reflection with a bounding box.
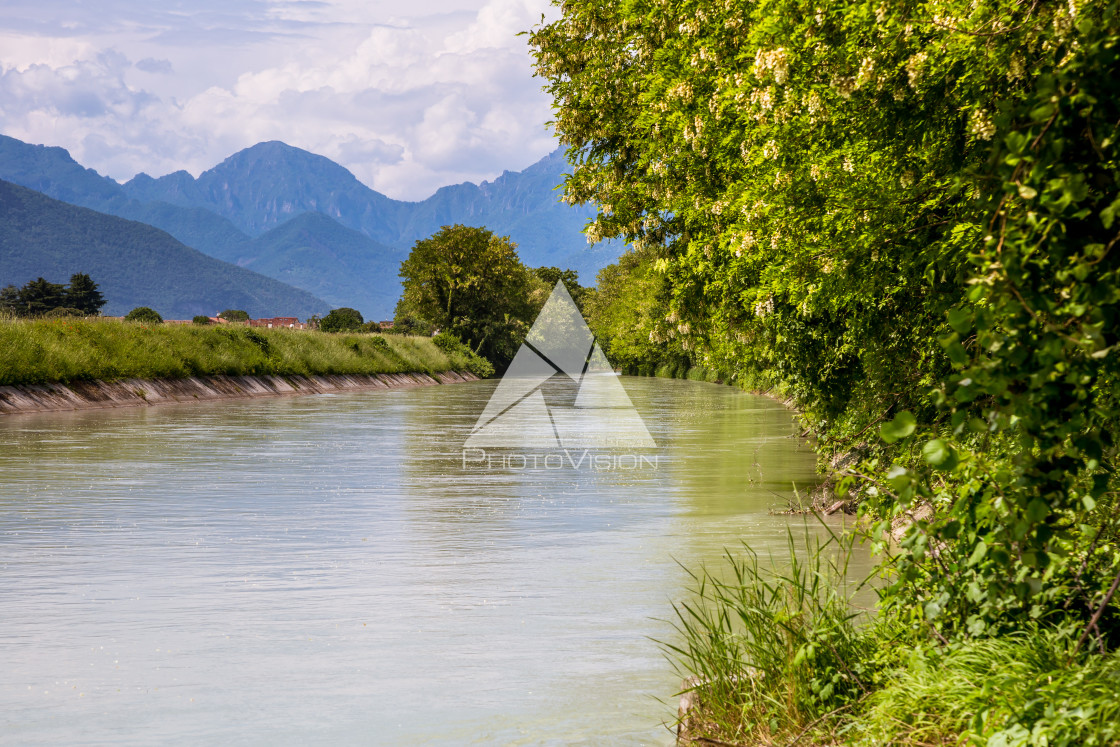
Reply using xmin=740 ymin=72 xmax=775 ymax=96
xmin=0 ymin=378 xmax=871 ymax=745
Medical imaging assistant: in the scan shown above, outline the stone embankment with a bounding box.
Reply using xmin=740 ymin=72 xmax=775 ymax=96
xmin=0 ymin=371 xmax=478 ymax=415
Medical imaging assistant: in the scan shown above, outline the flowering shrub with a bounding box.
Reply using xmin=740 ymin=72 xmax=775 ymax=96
xmin=532 ymin=0 xmax=1120 ymax=642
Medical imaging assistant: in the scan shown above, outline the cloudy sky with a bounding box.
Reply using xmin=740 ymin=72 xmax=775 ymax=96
xmin=0 ymin=0 xmax=559 ymax=200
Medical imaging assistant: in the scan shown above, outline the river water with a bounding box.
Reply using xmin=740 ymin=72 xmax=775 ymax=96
xmin=0 ymin=377 xmax=869 ymax=745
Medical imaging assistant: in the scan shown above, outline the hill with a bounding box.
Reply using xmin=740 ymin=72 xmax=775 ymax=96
xmin=235 ymin=213 xmax=405 ymax=320
xmin=0 ymin=179 xmax=331 ymax=319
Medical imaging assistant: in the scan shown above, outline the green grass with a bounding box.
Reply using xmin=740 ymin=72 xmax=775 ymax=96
xmin=666 ymin=533 xmax=1120 ymax=746
xmin=666 ymin=529 xmax=885 ymax=745
xmin=0 ymin=316 xmax=482 ymax=386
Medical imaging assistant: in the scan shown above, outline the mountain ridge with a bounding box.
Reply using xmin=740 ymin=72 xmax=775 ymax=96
xmin=0 ymin=135 xmax=620 ymax=317
xmin=0 ymin=179 xmax=332 ymax=319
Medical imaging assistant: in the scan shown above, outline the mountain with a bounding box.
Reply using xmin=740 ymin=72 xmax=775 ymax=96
xmin=233 ymin=213 xmax=405 ymax=320
xmin=121 ymin=141 xmax=615 ymax=280
xmin=124 ymin=142 xmax=408 ymax=243
xmin=0 ymin=134 xmax=255 ymax=259
xmin=0 ymin=179 xmax=331 ymax=319
xmin=0 ymin=135 xmax=624 ymax=316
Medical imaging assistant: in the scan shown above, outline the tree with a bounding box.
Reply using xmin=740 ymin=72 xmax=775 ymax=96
xmin=218 ymin=309 xmax=250 ymax=323
xmin=0 ymin=285 xmax=18 ymax=316
xmin=125 ymin=307 xmax=163 ymax=324
xmin=397 ymin=224 xmax=537 ymax=365
xmin=319 ymin=307 xmax=364 ymax=333
xmin=192 ymin=315 xmax=212 ymax=325
xmin=384 ymin=315 xmax=433 ymax=336
xmin=18 ymin=277 xmax=67 ymax=316
xmin=534 ymin=266 xmax=589 ymax=313
xmin=531 ymin=1 xmax=1120 ymax=641
xmin=64 ymin=273 xmax=106 ymax=315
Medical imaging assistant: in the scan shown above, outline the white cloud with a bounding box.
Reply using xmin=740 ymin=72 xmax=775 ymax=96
xmin=0 ymin=0 xmax=558 ymax=199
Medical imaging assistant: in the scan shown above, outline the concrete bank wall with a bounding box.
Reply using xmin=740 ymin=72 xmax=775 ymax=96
xmin=0 ymin=371 xmax=479 ymax=415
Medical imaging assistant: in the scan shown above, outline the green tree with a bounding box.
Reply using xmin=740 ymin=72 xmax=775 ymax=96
xmin=534 ymin=266 xmax=589 ymax=313
xmin=218 ymin=309 xmax=250 ymax=323
xmin=64 ymin=273 xmax=106 ymax=315
xmin=531 ymin=1 xmax=1120 ymax=641
xmin=397 ymin=224 xmax=536 ymax=365
xmin=0 ymin=285 xmax=19 ymax=316
xmin=18 ymin=277 xmax=67 ymax=316
xmin=319 ymin=307 xmax=364 ymax=333
xmin=125 ymin=306 xmax=163 ymax=324
xmin=192 ymin=315 xmax=212 ymax=325
xmin=384 ymin=315 xmax=433 ymax=336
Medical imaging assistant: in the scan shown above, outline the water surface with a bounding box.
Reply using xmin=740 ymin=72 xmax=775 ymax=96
xmin=0 ymin=377 xmax=867 ymax=745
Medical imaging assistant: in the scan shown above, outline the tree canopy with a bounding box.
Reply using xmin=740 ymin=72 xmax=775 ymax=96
xmin=396 ymin=224 xmax=540 ymax=365
xmin=319 ymin=307 xmax=364 ymax=333
xmin=218 ymin=309 xmax=250 ymax=323
xmin=532 ymin=0 xmax=1120 ymax=641
xmin=125 ymin=306 xmax=163 ymax=324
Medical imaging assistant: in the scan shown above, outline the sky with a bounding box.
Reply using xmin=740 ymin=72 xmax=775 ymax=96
xmin=0 ymin=0 xmax=559 ymax=200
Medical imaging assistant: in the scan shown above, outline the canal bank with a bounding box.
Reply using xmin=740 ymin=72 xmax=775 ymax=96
xmin=0 ymin=370 xmax=478 ymax=415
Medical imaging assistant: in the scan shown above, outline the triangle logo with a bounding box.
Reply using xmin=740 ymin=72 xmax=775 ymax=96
xmin=464 ymin=281 xmax=656 ymax=450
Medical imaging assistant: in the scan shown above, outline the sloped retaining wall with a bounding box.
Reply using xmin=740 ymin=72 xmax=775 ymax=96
xmin=0 ymin=371 xmax=479 ymax=415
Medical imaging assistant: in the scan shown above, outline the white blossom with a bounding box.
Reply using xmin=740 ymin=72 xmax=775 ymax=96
xmin=906 ymin=52 xmax=928 ymax=88
xmin=753 ymin=48 xmax=790 ymax=85
xmin=1009 ymin=53 xmax=1025 ymax=81
xmin=969 ymin=109 xmax=996 ymax=140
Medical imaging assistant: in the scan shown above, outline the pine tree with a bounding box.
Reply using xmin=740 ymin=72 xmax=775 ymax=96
xmin=65 ymin=273 xmax=106 ymax=315
xmin=18 ymin=278 xmax=67 ymax=316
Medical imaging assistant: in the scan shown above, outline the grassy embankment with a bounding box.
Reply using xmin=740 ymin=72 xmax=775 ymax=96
xmin=0 ymin=316 xmax=487 ymax=387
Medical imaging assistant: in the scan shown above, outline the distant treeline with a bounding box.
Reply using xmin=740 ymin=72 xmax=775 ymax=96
xmin=0 ymin=274 xmax=105 ymax=317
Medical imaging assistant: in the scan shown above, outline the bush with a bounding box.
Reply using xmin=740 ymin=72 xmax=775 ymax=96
xmin=385 ymin=315 xmax=433 ymax=336
xmin=43 ymin=307 xmax=84 ymax=318
xmin=125 ymin=307 xmax=163 ymax=324
xmin=319 ymin=307 xmax=364 ymax=333
xmin=192 ymin=315 xmax=212 ymax=325
xmin=432 ymin=332 xmax=495 ymax=378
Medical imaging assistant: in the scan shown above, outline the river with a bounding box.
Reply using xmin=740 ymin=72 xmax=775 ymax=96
xmin=0 ymin=377 xmax=870 ymax=745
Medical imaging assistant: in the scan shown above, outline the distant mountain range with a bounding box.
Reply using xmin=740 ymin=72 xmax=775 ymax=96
xmin=0 ymin=135 xmax=619 ymax=319
xmin=0 ymin=180 xmax=331 ymax=319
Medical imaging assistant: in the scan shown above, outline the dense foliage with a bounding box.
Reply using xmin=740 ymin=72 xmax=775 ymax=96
xmin=532 ymin=0 xmax=1120 ymax=741
xmin=124 ymin=307 xmax=163 ymax=324
xmin=218 ymin=309 xmax=250 ymax=323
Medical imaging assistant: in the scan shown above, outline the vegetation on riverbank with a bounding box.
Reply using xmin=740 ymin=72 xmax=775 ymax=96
xmin=0 ymin=316 xmax=490 ymax=386
xmin=532 ymin=0 xmax=1120 ymax=743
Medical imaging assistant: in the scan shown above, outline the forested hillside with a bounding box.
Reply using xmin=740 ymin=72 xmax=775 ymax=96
xmin=0 ymin=180 xmax=331 ymax=319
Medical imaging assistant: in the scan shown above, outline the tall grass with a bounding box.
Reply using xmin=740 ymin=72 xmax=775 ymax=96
xmin=667 ymin=530 xmax=1120 ymax=746
xmin=665 ymin=528 xmax=886 ymax=745
xmin=0 ymin=317 xmax=479 ymax=386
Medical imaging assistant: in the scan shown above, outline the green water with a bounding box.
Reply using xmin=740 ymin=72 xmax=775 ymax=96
xmin=0 ymin=377 xmax=871 ymax=745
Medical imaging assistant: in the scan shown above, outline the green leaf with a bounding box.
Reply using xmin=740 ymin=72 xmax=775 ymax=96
xmin=968 ymin=541 xmax=988 ymax=566
xmin=947 ymin=308 xmax=972 ymax=334
xmin=1018 ymin=184 xmax=1038 ymax=200
xmin=922 ymin=439 xmax=957 ymax=469
xmin=880 ymin=411 xmax=917 ymax=443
